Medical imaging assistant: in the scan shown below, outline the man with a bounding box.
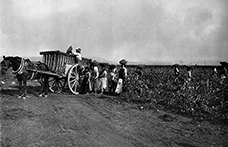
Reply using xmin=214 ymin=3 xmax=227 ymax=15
xmin=72 ymin=48 xmax=82 ymax=62
xmin=186 ymin=66 xmax=193 ymax=82
xmin=115 ymin=59 xmax=128 ymax=94
xmin=109 ymin=65 xmax=117 ymax=94
xmin=66 ymin=46 xmax=82 ymax=62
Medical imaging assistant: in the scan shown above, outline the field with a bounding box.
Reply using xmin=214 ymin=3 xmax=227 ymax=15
xmin=1 ymin=65 xmax=228 ymax=147
xmin=124 ymin=65 xmax=228 ymax=121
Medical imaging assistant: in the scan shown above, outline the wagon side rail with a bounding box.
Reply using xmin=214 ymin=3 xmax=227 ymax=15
xmin=40 ymin=50 xmax=77 ymax=74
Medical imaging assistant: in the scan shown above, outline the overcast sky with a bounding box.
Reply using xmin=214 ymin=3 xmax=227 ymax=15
xmin=0 ymin=0 xmax=228 ymax=64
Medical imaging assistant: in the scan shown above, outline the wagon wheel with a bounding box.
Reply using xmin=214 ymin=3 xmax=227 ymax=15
xmin=49 ymin=76 xmax=66 ymax=93
xmin=67 ymin=64 xmax=80 ymax=94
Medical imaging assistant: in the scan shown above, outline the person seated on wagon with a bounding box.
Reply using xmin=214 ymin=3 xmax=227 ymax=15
xmin=66 ymin=46 xmax=82 ymax=62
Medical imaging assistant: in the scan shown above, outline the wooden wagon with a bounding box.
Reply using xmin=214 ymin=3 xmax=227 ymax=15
xmin=38 ymin=50 xmax=81 ymax=94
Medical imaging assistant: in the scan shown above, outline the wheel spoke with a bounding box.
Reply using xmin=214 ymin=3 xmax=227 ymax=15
xmin=51 ymin=80 xmax=57 ymax=87
xmin=74 ymin=83 xmax=77 ymax=92
xmin=67 ymin=65 xmax=80 ymax=94
xmin=49 ymin=78 xmax=55 ymax=83
xmin=59 ymin=81 xmax=63 ymax=87
xmin=71 ymin=72 xmax=77 ymax=77
xmin=49 ymin=77 xmax=65 ymax=93
xmin=70 ymin=78 xmax=77 ymax=84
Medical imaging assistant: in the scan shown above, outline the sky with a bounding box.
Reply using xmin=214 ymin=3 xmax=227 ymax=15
xmin=0 ymin=0 xmax=228 ymax=65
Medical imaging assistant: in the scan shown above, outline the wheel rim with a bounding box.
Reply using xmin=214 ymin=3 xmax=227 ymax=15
xmin=67 ymin=65 xmax=80 ymax=94
xmin=49 ymin=76 xmax=65 ymax=93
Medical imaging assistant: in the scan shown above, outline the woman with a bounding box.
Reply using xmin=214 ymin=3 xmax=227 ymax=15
xmin=81 ymin=66 xmax=92 ymax=94
xmin=109 ymin=65 xmax=117 ymax=94
xmin=91 ymin=60 xmax=100 ymax=94
xmin=99 ymin=64 xmax=108 ymax=94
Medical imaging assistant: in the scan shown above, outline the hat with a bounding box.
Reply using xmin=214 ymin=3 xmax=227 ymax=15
xmin=100 ymin=63 xmax=109 ymax=68
xmin=92 ymin=60 xmax=98 ymax=65
xmin=76 ymin=48 xmax=81 ymax=53
xmin=109 ymin=64 xmax=116 ymax=69
xmin=119 ymin=59 xmax=127 ymax=65
xmin=220 ymin=62 xmax=228 ymax=67
xmin=186 ymin=66 xmax=192 ymax=71
xmin=172 ymin=64 xmax=179 ymax=67
xmin=137 ymin=66 xmax=142 ymax=70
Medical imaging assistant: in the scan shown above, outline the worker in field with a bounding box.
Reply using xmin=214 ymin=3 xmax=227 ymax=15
xmin=136 ymin=65 xmax=143 ymax=80
xmin=186 ymin=66 xmax=193 ymax=82
xmin=173 ymin=64 xmax=180 ymax=77
xmin=173 ymin=64 xmax=180 ymax=82
xmin=214 ymin=62 xmax=228 ymax=84
xmin=135 ymin=66 xmax=144 ymax=97
xmin=91 ymin=60 xmax=100 ymax=94
xmin=115 ymin=59 xmax=128 ymax=94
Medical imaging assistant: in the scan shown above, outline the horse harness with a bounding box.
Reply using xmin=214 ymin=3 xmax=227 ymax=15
xmin=12 ymin=58 xmax=39 ymax=80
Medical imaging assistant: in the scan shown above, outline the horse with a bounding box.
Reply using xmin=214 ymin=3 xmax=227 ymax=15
xmin=1 ymin=55 xmax=49 ymax=99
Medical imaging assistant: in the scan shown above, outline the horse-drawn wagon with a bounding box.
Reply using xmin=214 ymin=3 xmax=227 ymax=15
xmin=37 ymin=50 xmax=82 ymax=95
xmin=1 ymin=50 xmax=91 ymax=98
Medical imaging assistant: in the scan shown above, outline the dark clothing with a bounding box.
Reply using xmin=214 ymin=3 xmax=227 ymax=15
xmin=119 ymin=68 xmax=126 ymax=80
xmin=81 ymin=71 xmax=91 ymax=93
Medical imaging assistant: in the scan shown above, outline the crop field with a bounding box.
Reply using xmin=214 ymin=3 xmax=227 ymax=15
xmin=122 ymin=65 xmax=228 ymax=123
xmin=1 ymin=65 xmax=228 ymax=146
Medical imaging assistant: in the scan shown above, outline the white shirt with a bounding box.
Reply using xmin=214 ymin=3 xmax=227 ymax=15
xmin=93 ymin=66 xmax=99 ymax=79
xmin=72 ymin=49 xmax=82 ymax=61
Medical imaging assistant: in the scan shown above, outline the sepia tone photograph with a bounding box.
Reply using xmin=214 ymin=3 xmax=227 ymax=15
xmin=0 ymin=0 xmax=228 ymax=146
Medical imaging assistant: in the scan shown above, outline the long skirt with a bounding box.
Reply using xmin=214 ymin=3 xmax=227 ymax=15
xmin=100 ymin=77 xmax=108 ymax=92
xmin=91 ymin=78 xmax=100 ymax=93
xmin=81 ymin=78 xmax=91 ymax=94
xmin=115 ymin=79 xmax=123 ymax=94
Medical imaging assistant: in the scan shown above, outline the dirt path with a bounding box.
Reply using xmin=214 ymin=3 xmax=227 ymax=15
xmin=1 ymin=86 xmax=228 ymax=147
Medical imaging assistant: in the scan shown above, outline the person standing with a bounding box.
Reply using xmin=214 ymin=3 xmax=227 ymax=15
xmin=136 ymin=66 xmax=143 ymax=80
xmin=109 ymin=65 xmax=117 ymax=94
xmin=186 ymin=66 xmax=193 ymax=82
xmin=115 ymin=59 xmax=128 ymax=94
xmin=99 ymin=64 xmax=108 ymax=94
xmin=91 ymin=60 xmax=99 ymax=94
xmin=173 ymin=64 xmax=180 ymax=82
xmin=81 ymin=66 xmax=92 ymax=94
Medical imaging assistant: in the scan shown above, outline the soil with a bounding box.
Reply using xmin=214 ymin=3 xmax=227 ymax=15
xmin=0 ymin=74 xmax=228 ymax=147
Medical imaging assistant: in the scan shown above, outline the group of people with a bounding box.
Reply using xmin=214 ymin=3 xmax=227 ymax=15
xmin=80 ymin=59 xmax=128 ymax=95
xmin=173 ymin=63 xmax=228 ymax=84
xmin=66 ymin=46 xmax=128 ymax=95
xmin=173 ymin=64 xmax=193 ymax=82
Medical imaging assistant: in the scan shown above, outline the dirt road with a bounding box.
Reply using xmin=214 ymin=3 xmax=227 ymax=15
xmin=1 ymin=83 xmax=228 ymax=147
